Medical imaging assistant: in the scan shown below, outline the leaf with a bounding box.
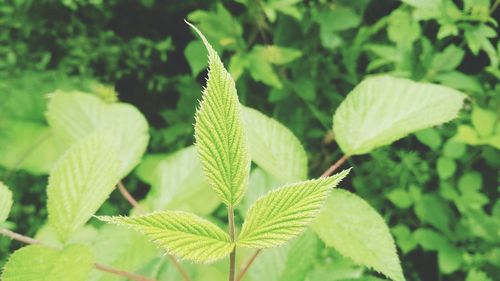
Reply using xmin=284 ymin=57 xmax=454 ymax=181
xmin=46 ymin=91 xmax=149 ymax=177
xmin=98 ymin=211 xmax=234 ymax=264
xmin=0 ymin=182 xmax=13 ymax=223
xmin=237 ymin=170 xmax=350 ymax=249
xmin=187 ymin=3 xmax=243 ymax=51
xmin=414 ymin=194 xmax=450 ymax=233
xmin=0 ymin=72 xmax=89 ymax=174
xmin=238 ymin=168 xmax=282 ymax=216
xmin=245 ymin=230 xmax=318 ymax=281
xmin=431 ymin=44 xmax=464 ymax=72
xmin=141 ymin=146 xmax=220 ymax=215
xmin=1 ymin=244 xmax=94 ymax=281
xmin=471 ymin=106 xmax=497 ymax=137
xmin=312 ymin=189 xmax=405 ymax=281
xmin=252 ymin=45 xmax=302 ymax=65
xmin=386 ymin=188 xmax=413 ymax=209
xmin=184 ymin=40 xmax=208 ymax=76
xmin=437 ymin=157 xmax=456 ymax=179
xmin=188 ymin=22 xmax=251 ymax=207
xmin=333 ymin=75 xmax=466 ymax=155
xmin=89 ymin=225 xmax=158 ymax=281
xmin=0 ymin=121 xmax=68 ymax=174
xmin=47 ymin=133 xmax=121 ymax=242
xmin=242 ymin=106 xmax=308 ymax=183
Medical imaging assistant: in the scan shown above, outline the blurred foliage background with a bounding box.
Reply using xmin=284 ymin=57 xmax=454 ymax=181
xmin=0 ymin=0 xmax=499 ymax=280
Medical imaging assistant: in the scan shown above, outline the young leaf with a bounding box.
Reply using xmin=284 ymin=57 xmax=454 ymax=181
xmin=242 ymin=106 xmax=308 ymax=183
xmin=47 ymin=133 xmax=121 ymax=242
xmin=46 ymin=91 xmax=149 ymax=177
xmin=0 ymin=182 xmax=13 ymax=223
xmin=237 ymin=169 xmax=350 ymax=249
xmin=333 ymin=75 xmax=466 ymax=155
xmin=98 ymin=211 xmax=235 ymax=264
xmin=188 ymin=22 xmax=250 ymax=207
xmin=312 ymin=189 xmax=405 ymax=281
xmin=1 ymin=244 xmax=94 ymax=281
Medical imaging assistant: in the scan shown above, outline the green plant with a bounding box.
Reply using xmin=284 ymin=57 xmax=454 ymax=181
xmin=0 ymin=22 xmax=469 ymax=281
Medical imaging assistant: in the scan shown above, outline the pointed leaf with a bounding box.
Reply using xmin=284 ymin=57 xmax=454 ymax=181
xmin=46 ymin=91 xmax=149 ymax=177
xmin=189 ymin=22 xmax=250 ymax=207
xmin=0 ymin=182 xmax=13 ymax=223
xmin=47 ymin=133 xmax=121 ymax=242
xmin=237 ymin=170 xmax=350 ymax=249
xmin=99 ymin=211 xmax=234 ymax=264
xmin=242 ymin=106 xmax=308 ymax=183
xmin=1 ymin=244 xmax=94 ymax=281
xmin=312 ymin=189 xmax=405 ymax=281
xmin=333 ymin=75 xmax=466 ymax=155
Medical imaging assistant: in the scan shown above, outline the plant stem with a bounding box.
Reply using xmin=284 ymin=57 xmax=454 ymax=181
xmin=0 ymin=227 xmax=157 ymax=281
xmin=167 ymin=256 xmax=191 ymax=281
xmin=235 ymin=249 xmax=261 ymax=281
xmin=94 ymin=264 xmax=157 ymax=281
xmin=321 ymin=155 xmax=349 ymax=177
xmin=0 ymin=228 xmax=40 ymax=245
xmin=228 ymin=206 xmax=236 ymax=281
xmin=117 ymin=181 xmax=145 ymax=213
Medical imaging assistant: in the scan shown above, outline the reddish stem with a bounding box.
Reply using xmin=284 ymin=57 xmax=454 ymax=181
xmin=0 ymin=227 xmax=158 ymax=281
xmin=117 ymin=181 xmax=145 ymax=213
xmin=321 ymin=155 xmax=349 ymax=177
xmin=235 ymin=249 xmax=261 ymax=281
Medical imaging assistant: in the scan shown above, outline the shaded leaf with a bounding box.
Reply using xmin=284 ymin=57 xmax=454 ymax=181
xmin=1 ymin=244 xmax=93 ymax=281
xmin=312 ymin=189 xmax=405 ymax=281
xmin=0 ymin=182 xmax=13 ymax=223
xmin=89 ymin=225 xmax=158 ymax=281
xmin=242 ymin=106 xmax=308 ymax=183
xmin=141 ymin=146 xmax=220 ymax=215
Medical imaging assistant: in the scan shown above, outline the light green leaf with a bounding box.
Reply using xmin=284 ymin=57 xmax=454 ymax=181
xmin=386 ymin=188 xmax=413 ymax=209
xmin=189 ymin=22 xmax=250 ymax=207
xmin=46 ymin=91 xmax=149 ymax=177
xmin=414 ymin=194 xmax=450 ymax=233
xmin=89 ymin=225 xmax=158 ymax=281
xmin=187 ymin=3 xmax=243 ymax=51
xmin=237 ymin=170 xmax=350 ymax=249
xmin=141 ymin=146 xmax=220 ymax=215
xmin=245 ymin=230 xmax=318 ymax=281
xmin=242 ymin=106 xmax=308 ymax=183
xmin=238 ymin=168 xmax=282 ymax=216
xmin=252 ymin=45 xmax=302 ymax=65
xmin=471 ymin=106 xmax=497 ymax=137
xmin=0 ymin=182 xmax=13 ymax=223
xmin=415 ymin=128 xmax=442 ymax=150
xmin=437 ymin=157 xmax=456 ymax=179
xmin=0 ymin=72 xmax=89 ymax=174
xmin=333 ymin=75 xmax=466 ymax=155
xmin=1 ymin=244 xmax=94 ymax=281
xmin=431 ymin=44 xmax=465 ymax=72
xmin=184 ymin=40 xmax=208 ymax=76
xmin=99 ymin=211 xmax=234 ymax=264
xmin=312 ymin=189 xmax=405 ymax=281
xmin=47 ymin=133 xmax=121 ymax=242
